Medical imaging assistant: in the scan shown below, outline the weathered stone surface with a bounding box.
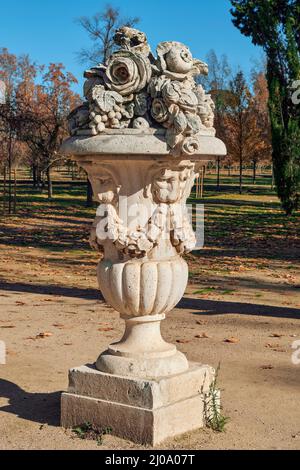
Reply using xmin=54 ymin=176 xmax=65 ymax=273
xmin=67 ymin=363 xmax=214 ymax=409
xmin=61 ymin=132 xmax=226 ymax=159
xmin=60 ymin=28 xmax=225 ymax=445
xmin=68 ymin=27 xmax=217 ymax=158
xmin=61 ymin=363 xmax=214 ymax=445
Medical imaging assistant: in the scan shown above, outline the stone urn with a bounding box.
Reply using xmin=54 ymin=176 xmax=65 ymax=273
xmin=61 ymin=27 xmax=226 ymax=445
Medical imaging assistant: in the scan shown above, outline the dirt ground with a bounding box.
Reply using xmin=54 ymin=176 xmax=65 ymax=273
xmin=0 ymin=186 xmax=299 ymax=450
xmin=0 ymin=245 xmax=299 ymax=450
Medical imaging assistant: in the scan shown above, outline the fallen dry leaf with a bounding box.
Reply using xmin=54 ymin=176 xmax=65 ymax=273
xmin=36 ymin=332 xmax=53 ymax=339
xmin=7 ymin=350 xmax=18 ymax=356
xmin=98 ymin=327 xmax=114 ymax=332
xmin=265 ymin=343 xmax=280 ymax=349
xmin=64 ymin=343 xmax=73 ymax=346
xmin=195 ymin=333 xmax=210 ymax=339
xmin=260 ymin=365 xmax=274 ymax=370
xmin=176 ymin=339 xmax=190 ymax=344
xmin=224 ymin=337 xmax=240 ymax=344
xmin=1 ymin=325 xmax=16 ymax=329
xmin=270 ymin=333 xmax=284 ymax=338
xmin=15 ymin=301 xmax=26 ymax=306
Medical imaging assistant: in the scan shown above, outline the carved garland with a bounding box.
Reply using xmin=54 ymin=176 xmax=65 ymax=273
xmin=89 ymin=162 xmax=198 ymax=258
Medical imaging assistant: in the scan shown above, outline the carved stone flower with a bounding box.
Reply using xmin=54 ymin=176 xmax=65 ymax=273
xmin=70 ymin=26 xmax=215 ymax=146
xmin=162 ymin=81 xmax=182 ymax=104
xmin=151 ymin=98 xmax=169 ymax=123
xmin=161 ymin=81 xmax=198 ymax=114
xmin=106 ymin=50 xmax=152 ymax=97
xmin=155 ymin=42 xmax=207 ymax=81
xmin=181 ymin=136 xmax=200 ymax=156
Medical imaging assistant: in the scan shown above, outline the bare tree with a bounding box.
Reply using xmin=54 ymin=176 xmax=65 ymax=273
xmin=76 ymin=4 xmax=139 ymax=206
xmin=198 ymin=50 xmax=232 ymax=190
xmin=76 ymin=4 xmax=139 ymax=65
xmin=198 ymin=50 xmax=231 ymax=93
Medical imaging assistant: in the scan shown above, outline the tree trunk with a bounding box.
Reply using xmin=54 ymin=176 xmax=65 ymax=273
xmin=47 ymin=166 xmax=53 ymax=199
xmin=271 ymin=163 xmax=275 ymax=190
xmin=216 ymin=157 xmax=221 ymax=192
xmin=253 ymin=161 xmax=257 ymax=185
xmin=200 ymin=165 xmax=205 ymax=198
xmin=37 ymin=167 xmax=42 ymax=190
xmin=86 ymin=178 xmax=93 ymax=207
xmin=13 ymin=169 xmax=17 ymax=214
xmin=32 ymin=164 xmax=38 ymax=188
xmin=239 ymin=155 xmax=243 ymax=195
xmin=8 ymin=136 xmax=12 ymax=214
xmin=71 ymin=162 xmax=75 ymax=181
xmin=3 ymin=166 xmax=7 ymax=213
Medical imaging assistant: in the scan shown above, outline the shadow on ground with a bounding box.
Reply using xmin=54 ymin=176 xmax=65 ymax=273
xmin=0 ymin=279 xmax=103 ymax=301
xmin=0 ymin=379 xmax=61 ymax=427
xmin=0 ymin=277 xmax=299 ymax=320
xmin=179 ymin=298 xmax=300 ymax=320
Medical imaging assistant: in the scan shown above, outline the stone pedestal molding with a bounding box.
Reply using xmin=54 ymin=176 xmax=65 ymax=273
xmin=60 ymin=27 xmax=226 ymax=445
xmin=61 ymin=363 xmax=215 ymax=445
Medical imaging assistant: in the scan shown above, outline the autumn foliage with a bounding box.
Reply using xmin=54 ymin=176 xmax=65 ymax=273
xmin=0 ymin=48 xmax=81 ymax=206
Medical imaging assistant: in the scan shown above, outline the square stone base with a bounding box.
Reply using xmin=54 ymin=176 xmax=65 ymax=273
xmin=61 ymin=363 xmax=215 ymax=446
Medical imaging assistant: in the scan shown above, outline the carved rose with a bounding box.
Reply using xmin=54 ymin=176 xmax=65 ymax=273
xmin=181 ymin=136 xmax=200 ymax=156
xmin=106 ymin=50 xmax=152 ymax=96
xmin=162 ymin=81 xmax=182 ymax=104
xmin=151 ymin=98 xmax=169 ymax=123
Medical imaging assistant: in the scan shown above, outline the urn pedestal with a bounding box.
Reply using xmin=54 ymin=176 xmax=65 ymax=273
xmin=60 ymin=131 xmax=226 ymax=445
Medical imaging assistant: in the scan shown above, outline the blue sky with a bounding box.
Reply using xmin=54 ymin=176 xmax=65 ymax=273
xmin=0 ymin=0 xmax=262 ymax=95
